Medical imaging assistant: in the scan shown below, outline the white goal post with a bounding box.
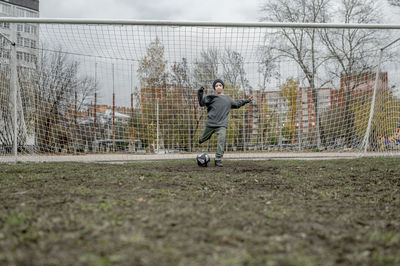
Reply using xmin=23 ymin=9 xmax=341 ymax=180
xmin=1 ymin=18 xmax=400 ymax=162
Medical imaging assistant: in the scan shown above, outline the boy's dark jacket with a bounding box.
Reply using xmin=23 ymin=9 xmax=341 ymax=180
xmin=198 ymin=88 xmax=250 ymax=128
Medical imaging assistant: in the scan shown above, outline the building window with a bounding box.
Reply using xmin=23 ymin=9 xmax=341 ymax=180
xmin=1 ymin=22 xmax=10 ymax=29
xmin=24 ymin=24 xmax=30 ymax=33
xmin=17 ymin=36 xmax=23 ymax=46
xmin=16 ymin=8 xmax=25 ymax=17
xmin=1 ymin=49 xmax=10 ymax=59
xmin=31 ymin=54 xmax=37 ymax=64
xmin=0 ymin=36 xmax=8 ymax=45
xmin=1 ymin=3 xmax=11 ymax=15
xmin=24 ymin=38 xmax=30 ymax=48
xmin=31 ymin=25 xmax=37 ymax=34
xmin=15 ymin=24 xmax=38 ymax=34
xmin=26 ymin=10 xmax=38 ymax=17
xmin=17 ymin=51 xmax=23 ymax=60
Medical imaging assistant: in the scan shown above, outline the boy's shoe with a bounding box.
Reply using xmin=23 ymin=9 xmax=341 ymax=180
xmin=215 ymin=159 xmax=223 ymax=167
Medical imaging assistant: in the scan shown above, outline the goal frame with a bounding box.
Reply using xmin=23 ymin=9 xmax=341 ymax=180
xmin=1 ymin=18 xmax=400 ymax=163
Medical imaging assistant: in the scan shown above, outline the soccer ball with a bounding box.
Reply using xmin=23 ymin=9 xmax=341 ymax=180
xmin=196 ymin=153 xmax=210 ymax=167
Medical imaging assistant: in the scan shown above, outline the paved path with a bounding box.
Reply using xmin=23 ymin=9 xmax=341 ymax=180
xmin=2 ymin=151 xmax=398 ymax=164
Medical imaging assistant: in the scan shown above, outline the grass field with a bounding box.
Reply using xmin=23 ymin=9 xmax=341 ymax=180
xmin=1 ymin=158 xmax=399 ymax=266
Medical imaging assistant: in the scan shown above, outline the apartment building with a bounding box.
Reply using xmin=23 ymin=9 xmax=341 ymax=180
xmin=0 ymin=0 xmax=39 ymax=71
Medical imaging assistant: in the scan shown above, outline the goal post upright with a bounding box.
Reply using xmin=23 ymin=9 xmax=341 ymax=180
xmin=362 ymin=49 xmax=384 ymax=154
xmin=0 ymin=26 xmax=19 ymax=163
xmin=362 ymin=37 xmax=400 ymax=154
xmin=11 ymin=29 xmax=17 ymax=163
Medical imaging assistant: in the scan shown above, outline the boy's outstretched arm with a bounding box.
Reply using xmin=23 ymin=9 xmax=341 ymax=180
xmin=198 ymin=87 xmax=207 ymax=107
xmin=231 ymin=95 xmax=253 ymax=109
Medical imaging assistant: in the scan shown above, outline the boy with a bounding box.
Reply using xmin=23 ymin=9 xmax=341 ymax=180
xmin=198 ymin=79 xmax=253 ymax=167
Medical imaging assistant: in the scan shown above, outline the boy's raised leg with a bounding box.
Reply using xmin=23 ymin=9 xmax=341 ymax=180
xmin=199 ymin=127 xmax=215 ymax=144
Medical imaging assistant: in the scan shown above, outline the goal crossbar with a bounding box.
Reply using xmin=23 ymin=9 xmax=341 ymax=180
xmin=0 ymin=17 xmax=400 ymax=30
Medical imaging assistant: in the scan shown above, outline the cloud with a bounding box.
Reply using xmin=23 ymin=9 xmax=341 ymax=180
xmin=119 ymin=0 xmax=184 ymax=20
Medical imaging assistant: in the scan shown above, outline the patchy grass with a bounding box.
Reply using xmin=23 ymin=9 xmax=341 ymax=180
xmin=1 ymin=158 xmax=400 ymax=266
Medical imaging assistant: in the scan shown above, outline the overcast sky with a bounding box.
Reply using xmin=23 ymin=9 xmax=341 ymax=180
xmin=36 ymin=0 xmax=400 ymax=106
xmin=39 ymin=0 xmax=264 ymax=22
xmin=38 ymin=0 xmax=400 ymax=24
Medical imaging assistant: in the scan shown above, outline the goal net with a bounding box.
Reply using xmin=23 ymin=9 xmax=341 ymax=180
xmin=1 ymin=19 xmax=400 ymax=162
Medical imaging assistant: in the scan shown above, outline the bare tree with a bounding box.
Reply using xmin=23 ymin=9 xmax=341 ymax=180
xmin=257 ymin=46 xmax=277 ymax=148
xmin=75 ymin=76 xmax=97 ymax=111
xmin=137 ymin=37 xmax=168 ymax=90
xmin=34 ymin=47 xmax=96 ymax=152
xmin=259 ymin=0 xmax=330 ymax=148
xmin=320 ymin=0 xmax=386 ymax=147
xmin=260 ymin=0 xmax=330 ymax=89
xmin=1 ymin=43 xmax=96 ymax=153
xmin=388 ymin=0 xmax=400 ymax=7
xmin=193 ymin=48 xmax=219 ymax=91
xmin=137 ymin=37 xmax=169 ymax=151
xmin=221 ymin=49 xmax=249 ymax=91
xmin=170 ymin=58 xmax=201 ymax=151
xmin=258 ymin=46 xmax=276 ymax=92
xmin=171 ymin=58 xmax=191 ymax=90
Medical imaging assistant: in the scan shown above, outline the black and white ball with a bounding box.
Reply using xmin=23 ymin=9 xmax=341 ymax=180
xmin=196 ymin=153 xmax=210 ymax=167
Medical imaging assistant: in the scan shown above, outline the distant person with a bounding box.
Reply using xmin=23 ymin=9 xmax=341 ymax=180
xmin=198 ymin=79 xmax=253 ymax=167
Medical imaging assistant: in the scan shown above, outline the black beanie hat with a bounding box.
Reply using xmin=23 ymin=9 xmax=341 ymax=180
xmin=212 ymin=79 xmax=224 ymax=90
